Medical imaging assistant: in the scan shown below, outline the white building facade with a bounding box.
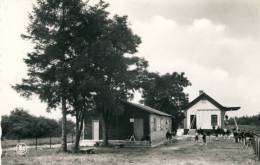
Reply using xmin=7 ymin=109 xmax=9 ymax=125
xmin=184 ymin=91 xmax=240 ymax=130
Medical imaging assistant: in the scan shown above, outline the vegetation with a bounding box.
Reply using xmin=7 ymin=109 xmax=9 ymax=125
xmin=2 ymin=137 xmax=257 ymax=165
xmin=141 ymin=72 xmax=191 ymax=132
xmin=12 ymin=0 xmax=191 ymax=152
xmin=13 ymin=0 xmax=148 ymax=152
xmin=234 ymin=114 xmax=260 ymax=126
xmin=237 ymin=125 xmax=260 ymax=135
xmin=12 ymin=0 xmax=89 ymax=151
xmin=1 ymin=108 xmax=75 ymax=139
xmin=225 ymin=114 xmax=260 ymax=134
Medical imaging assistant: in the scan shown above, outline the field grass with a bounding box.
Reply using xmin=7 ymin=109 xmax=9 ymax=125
xmin=1 ymin=136 xmax=74 ymax=149
xmin=226 ymin=124 xmax=260 ymax=135
xmin=2 ymin=136 xmax=259 ymax=165
xmin=238 ymin=125 xmax=260 ymax=135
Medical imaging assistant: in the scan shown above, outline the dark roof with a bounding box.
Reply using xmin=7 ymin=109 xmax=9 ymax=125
xmin=121 ymin=101 xmax=172 ymax=117
xmin=184 ymin=92 xmax=240 ymax=111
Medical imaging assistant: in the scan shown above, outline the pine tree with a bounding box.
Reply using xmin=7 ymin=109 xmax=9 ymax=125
xmin=13 ymin=0 xmax=84 ymax=152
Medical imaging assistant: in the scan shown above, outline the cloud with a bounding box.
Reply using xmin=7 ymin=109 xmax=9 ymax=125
xmin=108 ymin=0 xmax=260 ymax=37
xmin=1 ymin=0 xmax=260 ymax=119
xmin=131 ymin=16 xmax=260 ymax=116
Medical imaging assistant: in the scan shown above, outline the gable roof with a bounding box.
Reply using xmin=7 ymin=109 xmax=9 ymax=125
xmin=184 ymin=92 xmax=240 ymax=111
xmin=121 ymin=101 xmax=172 ymax=117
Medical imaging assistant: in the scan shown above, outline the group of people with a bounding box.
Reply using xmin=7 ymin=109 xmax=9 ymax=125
xmin=165 ymin=128 xmax=256 ymax=146
xmin=193 ymin=128 xmax=255 ymax=146
xmin=233 ymin=129 xmax=255 ymax=145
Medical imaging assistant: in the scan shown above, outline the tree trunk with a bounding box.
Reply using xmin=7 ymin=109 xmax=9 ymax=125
xmin=61 ymin=97 xmax=67 ymax=152
xmin=74 ymin=110 xmax=80 ymax=152
xmin=74 ymin=113 xmax=84 ymax=152
xmin=101 ymin=113 xmax=109 ymax=146
xmin=49 ymin=136 xmax=52 ymax=149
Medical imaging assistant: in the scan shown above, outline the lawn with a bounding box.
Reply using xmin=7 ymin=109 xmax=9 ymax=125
xmin=2 ymin=136 xmax=259 ymax=165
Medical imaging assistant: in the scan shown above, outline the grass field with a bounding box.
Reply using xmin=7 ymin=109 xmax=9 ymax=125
xmin=238 ymin=125 xmax=260 ymax=135
xmin=225 ymin=124 xmax=260 ymax=135
xmin=1 ymin=136 xmax=74 ymax=149
xmin=2 ymin=136 xmax=259 ymax=165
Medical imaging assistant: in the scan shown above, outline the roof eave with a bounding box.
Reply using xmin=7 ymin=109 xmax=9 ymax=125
xmin=224 ymin=107 xmax=241 ymax=111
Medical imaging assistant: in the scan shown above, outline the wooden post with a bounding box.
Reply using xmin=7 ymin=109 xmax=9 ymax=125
xmin=258 ymin=138 xmax=260 ymax=160
xmin=35 ymin=136 xmax=38 ymax=151
xmin=49 ymin=136 xmax=52 ymax=149
xmin=256 ymin=137 xmax=258 ymax=155
xmin=253 ymin=137 xmax=256 ymax=154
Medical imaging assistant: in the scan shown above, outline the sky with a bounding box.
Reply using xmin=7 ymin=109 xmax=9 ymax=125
xmin=1 ymin=0 xmax=260 ymax=119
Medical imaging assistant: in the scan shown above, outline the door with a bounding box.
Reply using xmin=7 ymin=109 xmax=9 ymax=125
xmin=134 ymin=119 xmax=144 ymax=140
xmin=92 ymin=120 xmax=99 ymax=140
xmin=190 ymin=115 xmax=197 ymax=129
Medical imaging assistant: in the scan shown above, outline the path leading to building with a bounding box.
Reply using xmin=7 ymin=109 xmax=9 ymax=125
xmin=2 ymin=136 xmax=258 ymax=165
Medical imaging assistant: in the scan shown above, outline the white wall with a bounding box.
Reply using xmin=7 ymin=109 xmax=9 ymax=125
xmin=185 ymin=99 xmax=224 ymax=129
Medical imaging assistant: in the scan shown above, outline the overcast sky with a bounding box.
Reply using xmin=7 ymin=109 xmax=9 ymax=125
xmin=1 ymin=0 xmax=260 ymax=119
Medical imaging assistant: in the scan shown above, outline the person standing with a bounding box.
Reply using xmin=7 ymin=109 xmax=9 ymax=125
xmin=195 ymin=132 xmax=199 ymax=143
xmin=233 ymin=129 xmax=238 ymax=143
xmin=202 ymin=133 xmax=207 ymax=145
xmin=166 ymin=130 xmax=172 ymax=144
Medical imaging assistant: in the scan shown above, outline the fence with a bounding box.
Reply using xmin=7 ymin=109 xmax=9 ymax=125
xmin=2 ymin=134 xmax=75 ymax=149
xmin=252 ymin=134 xmax=260 ymax=161
xmin=32 ymin=135 xmax=75 ymax=150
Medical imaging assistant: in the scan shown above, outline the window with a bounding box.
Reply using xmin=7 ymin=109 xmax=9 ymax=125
xmin=157 ymin=118 xmax=161 ymax=131
xmin=160 ymin=118 xmax=164 ymax=130
xmin=211 ymin=115 xmax=218 ymax=127
xmin=153 ymin=117 xmax=156 ymax=131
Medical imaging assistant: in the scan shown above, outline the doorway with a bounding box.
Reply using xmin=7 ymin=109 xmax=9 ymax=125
xmin=92 ymin=120 xmax=99 ymax=140
xmin=190 ymin=115 xmax=197 ymax=129
xmin=134 ymin=119 xmax=144 ymax=140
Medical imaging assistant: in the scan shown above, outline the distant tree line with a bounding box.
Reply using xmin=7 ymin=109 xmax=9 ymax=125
xmin=228 ymin=114 xmax=260 ymax=126
xmin=1 ymin=108 xmax=75 ymax=139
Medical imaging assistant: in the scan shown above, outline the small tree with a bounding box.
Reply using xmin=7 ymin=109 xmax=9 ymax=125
xmin=5 ymin=108 xmax=35 ymax=139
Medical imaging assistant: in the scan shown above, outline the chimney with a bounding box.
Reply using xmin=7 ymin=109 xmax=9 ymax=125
xmin=199 ymin=90 xmax=204 ymax=95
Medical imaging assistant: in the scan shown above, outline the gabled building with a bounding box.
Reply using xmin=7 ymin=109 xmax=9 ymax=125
xmin=183 ymin=91 xmax=240 ymax=130
xmin=80 ymin=101 xmax=172 ymax=147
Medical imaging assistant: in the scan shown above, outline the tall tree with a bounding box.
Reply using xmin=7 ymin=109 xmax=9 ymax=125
xmin=72 ymin=1 xmax=147 ymax=146
xmin=13 ymin=0 xmax=146 ymax=150
xmin=12 ymin=0 xmax=85 ymax=151
xmin=141 ymin=72 xmax=191 ymax=132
